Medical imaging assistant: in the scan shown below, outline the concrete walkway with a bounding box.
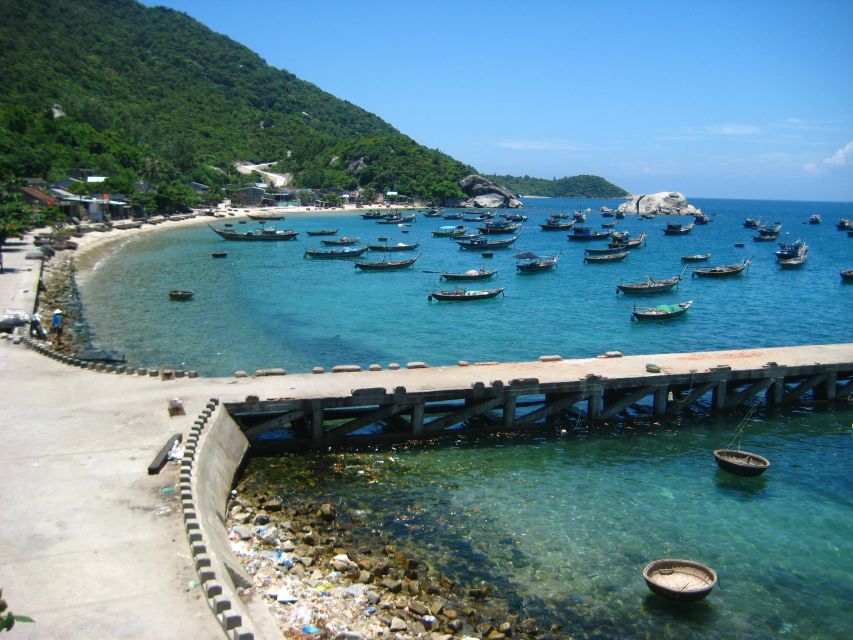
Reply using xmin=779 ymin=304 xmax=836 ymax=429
xmin=0 ymin=235 xmax=224 ymax=639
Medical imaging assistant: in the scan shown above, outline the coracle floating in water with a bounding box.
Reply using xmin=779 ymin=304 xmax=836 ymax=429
xmin=713 ymin=448 xmax=770 ymax=476
xmin=643 ymin=559 xmax=718 ymax=602
xmin=168 ymin=290 xmax=193 ymax=301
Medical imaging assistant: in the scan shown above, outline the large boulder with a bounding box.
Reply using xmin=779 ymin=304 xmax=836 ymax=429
xmin=458 ymin=175 xmax=523 ymax=208
xmin=617 ymin=191 xmax=700 ymax=216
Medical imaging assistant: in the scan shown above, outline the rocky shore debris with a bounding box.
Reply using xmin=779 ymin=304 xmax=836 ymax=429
xmin=226 ymin=489 xmax=539 ymax=639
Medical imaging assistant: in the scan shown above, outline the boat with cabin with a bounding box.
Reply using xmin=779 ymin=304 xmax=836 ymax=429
xmin=743 ymin=217 xmax=762 ymax=228
xmin=775 ymin=238 xmax=808 ymax=267
xmin=808 ymin=214 xmax=821 ymax=225
xmin=478 ymin=220 xmax=522 ymax=234
xmin=515 ymin=252 xmax=559 ymax=273
xmin=540 ymin=217 xmax=576 ymax=231
xmin=432 ymin=225 xmax=469 ymax=238
xmin=321 ymin=236 xmax=360 ymax=246
xmin=609 ymin=232 xmax=647 ymax=249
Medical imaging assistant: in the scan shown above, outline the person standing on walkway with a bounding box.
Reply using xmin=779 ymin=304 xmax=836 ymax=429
xmin=52 ymin=308 xmax=63 ymax=339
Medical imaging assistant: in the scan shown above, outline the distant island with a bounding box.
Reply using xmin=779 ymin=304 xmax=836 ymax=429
xmin=487 ymin=174 xmax=629 ymax=198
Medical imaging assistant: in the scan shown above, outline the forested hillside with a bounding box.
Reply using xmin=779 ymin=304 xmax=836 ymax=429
xmin=487 ymin=174 xmax=629 ymax=198
xmin=0 ymin=0 xmax=472 ymax=205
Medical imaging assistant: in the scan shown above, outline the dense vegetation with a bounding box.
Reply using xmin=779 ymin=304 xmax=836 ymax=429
xmin=0 ymin=0 xmax=472 ymax=207
xmin=487 ymin=174 xmax=629 ymax=198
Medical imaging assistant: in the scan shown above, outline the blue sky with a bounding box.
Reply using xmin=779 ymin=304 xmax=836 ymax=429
xmin=142 ymin=0 xmax=853 ymax=201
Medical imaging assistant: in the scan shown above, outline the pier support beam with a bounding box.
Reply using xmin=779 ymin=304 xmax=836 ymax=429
xmin=816 ymin=372 xmax=837 ymax=401
xmin=653 ymin=387 xmax=668 ymax=417
xmin=782 ymin=374 xmax=827 ymax=404
xmin=515 ymin=393 xmax=583 ymax=427
xmin=665 ymin=381 xmax=716 ymax=416
xmin=601 ymin=386 xmax=655 ymax=419
xmin=724 ymin=379 xmax=772 ymax=410
xmin=503 ymin=394 xmax=517 ymax=428
xmin=588 ymin=386 xmax=603 ymax=421
xmin=411 ymin=401 xmax=425 ymax=436
xmin=310 ymin=400 xmax=324 ymax=446
xmin=766 ymin=377 xmax=784 ymax=405
xmin=712 ymin=381 xmax=727 ymax=412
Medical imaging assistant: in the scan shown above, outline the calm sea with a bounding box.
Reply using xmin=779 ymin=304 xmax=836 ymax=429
xmin=78 ymin=197 xmax=852 ymax=375
xmin=79 ymin=197 xmax=853 ymax=638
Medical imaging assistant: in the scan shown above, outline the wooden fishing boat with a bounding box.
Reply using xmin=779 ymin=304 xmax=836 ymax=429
xmin=169 ymin=290 xmax=193 ymax=301
xmin=443 ymin=212 xmax=465 ymax=220
xmin=632 ymin=300 xmax=692 ymax=321
xmin=743 ymin=217 xmax=762 ymax=228
xmin=540 ymin=217 xmax=576 ymax=231
xmin=602 ymin=221 xmax=618 ymax=228
xmin=643 ymin=559 xmax=717 ymax=602
xmin=568 ymin=226 xmax=612 ymax=241
xmin=223 ymin=223 xmax=233 ymax=227
xmin=693 ymin=213 xmax=710 ymax=224
xmin=585 ymin=251 xmax=629 ymax=263
xmin=758 ymin=223 xmax=782 ymax=236
xmin=663 ymin=222 xmax=694 ymax=235
xmin=693 ymin=258 xmax=751 ymax=278
xmin=681 ymin=253 xmax=711 ymax=262
xmin=441 ymin=266 xmax=497 ymax=281
xmin=455 ymin=234 xmax=520 ymax=250
xmin=428 ymin=287 xmax=505 ymax=302
xmin=246 ymin=212 xmax=284 ymax=221
xmin=354 ymin=254 xmax=419 ymax=271
xmin=609 ymin=232 xmax=646 ymax=249
xmin=617 ymin=273 xmax=683 ymax=294
xmin=841 ymin=269 xmax=853 ymax=282
xmin=600 ymin=206 xmax=614 ymax=216
xmin=424 ymin=208 xmax=443 ymax=218
xmin=515 ymin=252 xmax=558 ymax=273
xmin=503 ymin=213 xmax=528 ymax=222
xmin=713 ymin=449 xmax=770 ymax=476
xmin=433 ymin=225 xmax=468 ymax=238
xmin=775 ymin=239 xmax=807 ymax=267
xmin=321 ymin=236 xmax=360 ymax=246
xmin=837 ymin=218 xmax=853 ymax=230
xmin=808 ymin=214 xmax=821 ymax=224
xmin=478 ymin=221 xmax=522 ymax=234
xmin=304 ymin=246 xmax=368 ymax=259
xmin=209 ymin=225 xmax=298 ymax=241
xmin=361 ymin=211 xmax=385 ymax=220
xmin=640 ymin=213 xmax=656 ymax=220
xmin=306 ymin=228 xmax=339 ymax=236
xmin=572 ymin=210 xmax=586 ymax=222
xmin=615 ymin=210 xmax=625 ymax=219
xmin=376 ymin=215 xmax=404 ymax=224
xmin=367 ymin=241 xmax=420 ymax=252
xmin=211 ymin=251 xmax=228 ymax=258
xmin=464 ymin=214 xmax=490 ymax=222
xmin=586 ymin=245 xmax=629 ymax=255
xmin=753 ymin=232 xmax=778 ymax=242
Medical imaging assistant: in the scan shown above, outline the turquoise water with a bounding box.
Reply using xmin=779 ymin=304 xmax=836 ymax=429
xmin=79 ymin=198 xmax=853 ymax=637
xmin=78 ymin=197 xmax=852 ymax=375
xmin=245 ymin=406 xmax=853 ymax=639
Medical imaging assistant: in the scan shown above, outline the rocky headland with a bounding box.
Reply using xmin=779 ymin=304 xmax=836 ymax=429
xmin=457 ymin=175 xmax=524 ymax=209
xmin=616 ymin=192 xmax=700 ymax=216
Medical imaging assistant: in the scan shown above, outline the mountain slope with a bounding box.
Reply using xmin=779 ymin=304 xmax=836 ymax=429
xmin=0 ymin=0 xmax=472 ymax=201
xmin=486 ymin=174 xmax=629 ymax=198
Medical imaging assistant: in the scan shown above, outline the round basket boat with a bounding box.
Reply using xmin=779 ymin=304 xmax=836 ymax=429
xmin=643 ymin=559 xmax=717 ymax=602
xmin=168 ymin=290 xmax=194 ymax=301
xmin=713 ymin=449 xmax=770 ymax=477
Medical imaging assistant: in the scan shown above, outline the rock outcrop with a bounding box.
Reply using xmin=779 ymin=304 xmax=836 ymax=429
xmin=458 ymin=175 xmax=523 ymax=209
xmin=617 ymin=191 xmax=701 ymax=216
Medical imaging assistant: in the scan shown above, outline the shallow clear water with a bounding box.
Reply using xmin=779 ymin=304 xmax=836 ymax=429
xmin=78 ymin=197 xmax=853 ymax=375
xmin=244 ymin=406 xmax=853 ymax=639
xmin=78 ymin=198 xmax=853 ymax=637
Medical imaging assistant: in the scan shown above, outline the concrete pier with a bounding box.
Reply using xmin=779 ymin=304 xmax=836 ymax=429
xmin=227 ymin=344 xmax=853 ymax=450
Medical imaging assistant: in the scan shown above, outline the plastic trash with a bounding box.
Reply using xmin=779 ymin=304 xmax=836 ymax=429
xmin=302 ymin=626 xmax=321 ymax=635
xmin=160 ymin=487 xmax=176 ymax=494
xmin=185 ymin=580 xmax=199 ymax=591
